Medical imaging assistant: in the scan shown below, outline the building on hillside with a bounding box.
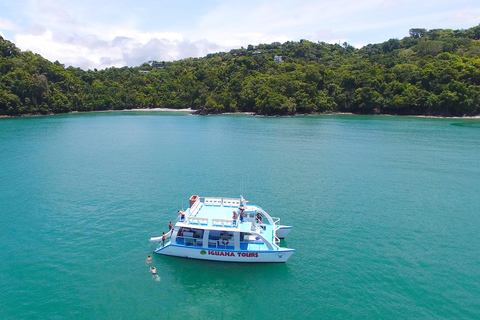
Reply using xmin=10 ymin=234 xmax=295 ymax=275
xmin=274 ymin=56 xmax=283 ymax=63
xmin=153 ymin=62 xmax=165 ymax=69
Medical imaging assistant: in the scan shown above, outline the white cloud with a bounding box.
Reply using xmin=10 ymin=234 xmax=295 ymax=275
xmin=16 ymin=30 xmax=117 ymax=68
xmin=12 ymin=0 xmax=229 ymax=69
xmin=14 ymin=27 xmax=229 ymax=70
xmin=445 ymin=7 xmax=480 ymax=24
xmin=0 ymin=17 xmax=16 ymax=30
xmin=192 ymin=0 xmax=419 ymax=47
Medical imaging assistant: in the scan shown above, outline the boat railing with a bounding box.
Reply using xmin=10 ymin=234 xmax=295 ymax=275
xmin=212 ymin=218 xmax=235 ymax=228
xmin=222 ymin=198 xmax=241 ymax=207
xmin=271 ymin=216 xmax=281 ymax=224
xmin=255 ymin=208 xmax=278 ymax=225
xmin=274 ymin=235 xmax=280 ymax=244
xmin=149 ymin=231 xmax=172 ymax=243
xmin=203 ymin=197 xmax=241 ymax=208
xmin=174 ymin=214 xmax=182 ymax=225
xmin=204 ymin=197 xmax=223 ymax=206
xmin=186 ymin=217 xmax=209 ymax=226
xmin=189 ymin=200 xmax=203 ymax=216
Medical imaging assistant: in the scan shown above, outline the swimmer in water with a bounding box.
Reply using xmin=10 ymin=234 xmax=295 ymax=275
xmin=146 ymin=255 xmax=152 ymax=263
xmin=150 ymin=267 xmax=156 ymax=275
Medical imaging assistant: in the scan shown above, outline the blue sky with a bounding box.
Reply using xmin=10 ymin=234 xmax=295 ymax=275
xmin=0 ymin=0 xmax=479 ymax=70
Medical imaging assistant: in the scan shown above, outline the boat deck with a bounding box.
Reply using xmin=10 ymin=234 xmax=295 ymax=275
xmin=183 ymin=204 xmax=275 ymax=242
xmin=192 ymin=205 xmax=235 ymax=220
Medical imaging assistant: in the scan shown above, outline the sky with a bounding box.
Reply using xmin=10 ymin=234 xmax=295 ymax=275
xmin=0 ymin=0 xmax=479 ymax=70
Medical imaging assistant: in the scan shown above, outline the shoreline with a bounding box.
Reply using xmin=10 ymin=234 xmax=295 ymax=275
xmin=117 ymin=108 xmax=193 ymax=112
xmin=2 ymin=109 xmax=480 ymax=119
xmin=0 ymin=108 xmax=194 ymax=119
xmin=92 ymin=107 xmax=193 ymax=113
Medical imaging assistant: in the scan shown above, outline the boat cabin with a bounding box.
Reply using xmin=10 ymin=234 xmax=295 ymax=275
xmin=172 ymin=225 xmax=274 ymax=251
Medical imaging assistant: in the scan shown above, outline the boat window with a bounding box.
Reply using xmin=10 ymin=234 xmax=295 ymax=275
xmin=241 ymin=232 xmax=261 ymax=243
xmin=178 ymin=227 xmax=194 ymax=237
xmin=209 ymin=230 xmax=221 ymax=240
xmin=209 ymin=230 xmax=233 ymax=240
xmin=191 ymin=228 xmax=204 ymax=238
xmin=177 ymin=227 xmax=184 ymax=237
xmin=220 ymin=231 xmax=233 ymax=240
xmin=241 ymin=232 xmax=254 ymax=241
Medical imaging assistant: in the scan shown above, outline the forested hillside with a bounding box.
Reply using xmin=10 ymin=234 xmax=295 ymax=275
xmin=1 ymin=26 xmax=480 ymax=116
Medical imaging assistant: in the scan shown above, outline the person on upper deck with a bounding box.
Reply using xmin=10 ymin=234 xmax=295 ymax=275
xmin=232 ymin=211 xmax=237 ymax=226
xmin=256 ymin=212 xmax=262 ymax=224
xmin=178 ymin=211 xmax=185 ymax=222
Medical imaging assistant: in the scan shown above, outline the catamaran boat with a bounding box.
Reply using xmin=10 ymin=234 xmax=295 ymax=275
xmin=150 ymin=195 xmax=294 ymax=262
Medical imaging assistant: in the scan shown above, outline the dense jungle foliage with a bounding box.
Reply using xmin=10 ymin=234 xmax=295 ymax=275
xmin=1 ymin=26 xmax=480 ymax=116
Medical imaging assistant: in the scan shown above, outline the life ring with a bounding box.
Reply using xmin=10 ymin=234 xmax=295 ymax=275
xmin=222 ymin=239 xmax=229 ymax=246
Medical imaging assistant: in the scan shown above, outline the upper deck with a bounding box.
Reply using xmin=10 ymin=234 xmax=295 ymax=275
xmin=176 ymin=196 xmax=275 ymax=239
xmin=181 ymin=197 xmax=262 ymax=225
xmin=194 ymin=204 xmax=238 ymax=220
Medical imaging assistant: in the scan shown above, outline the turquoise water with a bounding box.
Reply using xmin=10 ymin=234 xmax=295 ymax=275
xmin=1 ymin=112 xmax=479 ymax=319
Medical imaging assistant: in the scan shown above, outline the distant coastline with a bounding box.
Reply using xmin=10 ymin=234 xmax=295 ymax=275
xmin=0 ymin=108 xmax=193 ymax=118
xmin=3 ymin=108 xmax=480 ymax=120
xmin=2 ymin=25 xmax=480 ymax=118
xmin=100 ymin=107 xmax=193 ymax=113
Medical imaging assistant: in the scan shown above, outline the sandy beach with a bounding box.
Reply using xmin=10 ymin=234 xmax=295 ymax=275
xmin=120 ymin=108 xmax=193 ymax=112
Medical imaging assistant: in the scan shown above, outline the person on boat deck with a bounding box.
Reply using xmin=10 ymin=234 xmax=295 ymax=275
xmin=232 ymin=211 xmax=237 ymax=226
xmin=168 ymin=221 xmax=172 ymax=233
xmin=239 ymin=208 xmax=245 ymax=223
xmin=178 ymin=211 xmax=185 ymax=222
xmin=256 ymin=212 xmax=262 ymax=224
xmin=146 ymin=255 xmax=152 ymax=263
xmin=150 ymin=267 xmax=156 ymax=275
xmin=162 ymin=232 xmax=166 ymax=247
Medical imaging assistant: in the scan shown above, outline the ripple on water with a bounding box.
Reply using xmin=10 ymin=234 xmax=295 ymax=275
xmin=1 ymin=113 xmax=480 ymax=319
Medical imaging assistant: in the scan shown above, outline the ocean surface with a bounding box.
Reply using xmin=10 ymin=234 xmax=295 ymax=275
xmin=1 ymin=111 xmax=479 ymax=319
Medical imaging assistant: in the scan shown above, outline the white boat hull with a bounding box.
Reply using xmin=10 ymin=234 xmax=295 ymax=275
xmin=155 ymin=244 xmax=295 ymax=263
xmin=275 ymin=225 xmax=293 ymax=239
